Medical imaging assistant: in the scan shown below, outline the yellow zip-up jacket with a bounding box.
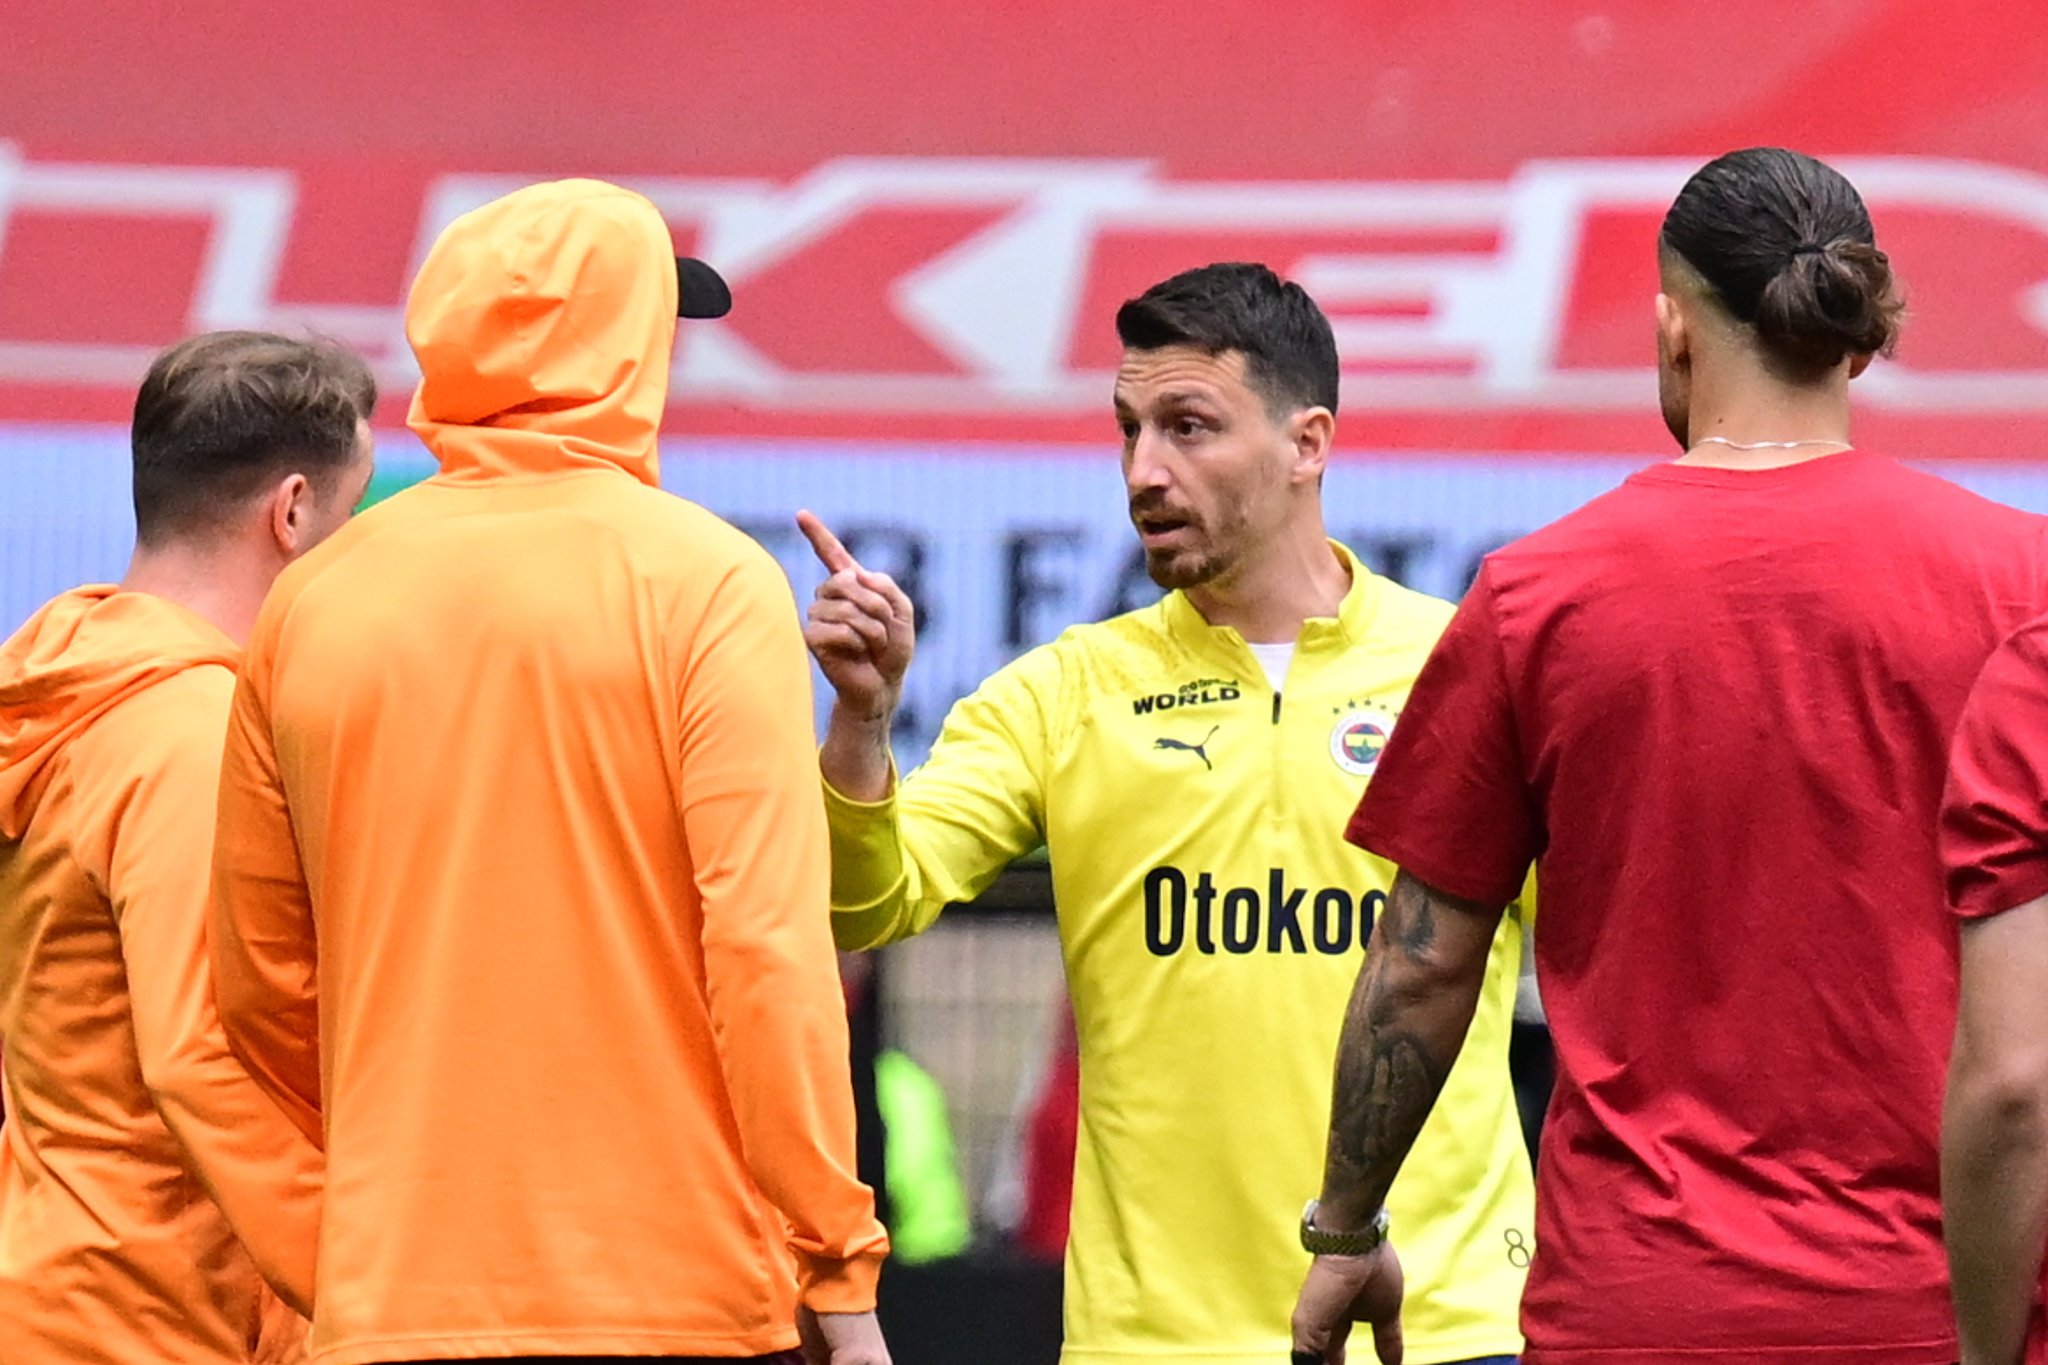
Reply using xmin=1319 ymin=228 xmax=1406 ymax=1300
xmin=827 ymin=543 xmax=1532 ymax=1365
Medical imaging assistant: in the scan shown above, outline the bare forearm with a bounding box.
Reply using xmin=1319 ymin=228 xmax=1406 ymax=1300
xmin=819 ymin=701 xmax=897 ymax=803
xmin=1317 ymin=872 xmax=1494 ymax=1230
xmin=1946 ymin=1068 xmax=2048 ymax=1365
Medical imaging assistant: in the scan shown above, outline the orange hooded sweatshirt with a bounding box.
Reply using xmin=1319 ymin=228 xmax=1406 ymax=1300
xmin=209 ymin=178 xmax=888 ymax=1365
xmin=0 ymin=587 xmax=319 ymax=1365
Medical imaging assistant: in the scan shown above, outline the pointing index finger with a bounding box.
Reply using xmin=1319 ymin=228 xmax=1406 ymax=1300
xmin=796 ymin=509 xmax=859 ymax=574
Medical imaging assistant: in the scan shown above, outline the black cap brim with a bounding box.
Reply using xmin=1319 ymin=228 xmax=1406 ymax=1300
xmin=678 ymin=257 xmax=732 ymax=319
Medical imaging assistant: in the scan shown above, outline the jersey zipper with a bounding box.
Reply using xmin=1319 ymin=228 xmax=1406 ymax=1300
xmin=1269 ymin=665 xmax=1290 ymax=870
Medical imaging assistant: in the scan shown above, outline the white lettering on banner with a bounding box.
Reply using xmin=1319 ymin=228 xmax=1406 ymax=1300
xmin=3 ymin=148 xmax=2048 ymax=413
xmin=13 ymin=431 xmax=2048 ymax=766
xmin=0 ymin=152 xmax=300 ymax=382
xmin=0 ymin=434 xmax=1630 ymax=764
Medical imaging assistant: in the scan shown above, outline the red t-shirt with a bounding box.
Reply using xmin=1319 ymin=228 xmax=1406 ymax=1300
xmin=1348 ymin=452 xmax=2048 ymax=1365
xmin=1944 ymin=612 xmax=2048 ymax=919
xmin=1940 ymin=612 xmax=2048 ymax=1365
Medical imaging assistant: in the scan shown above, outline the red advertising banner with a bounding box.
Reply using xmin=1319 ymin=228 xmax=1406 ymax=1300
xmin=4 ymin=0 xmax=2046 ymax=457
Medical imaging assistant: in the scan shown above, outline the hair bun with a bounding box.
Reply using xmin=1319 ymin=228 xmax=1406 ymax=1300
xmin=1754 ymin=239 xmax=1903 ymax=371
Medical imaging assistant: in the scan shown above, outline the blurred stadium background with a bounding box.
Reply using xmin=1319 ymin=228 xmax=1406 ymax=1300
xmin=5 ymin=2 xmax=2047 ymax=1359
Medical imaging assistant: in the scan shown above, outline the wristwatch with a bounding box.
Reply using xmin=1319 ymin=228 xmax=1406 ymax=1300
xmin=1300 ymin=1200 xmax=1390 ymax=1256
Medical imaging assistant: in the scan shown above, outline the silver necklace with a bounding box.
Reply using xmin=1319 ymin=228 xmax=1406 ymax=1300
xmin=1689 ymin=436 xmax=1851 ymax=451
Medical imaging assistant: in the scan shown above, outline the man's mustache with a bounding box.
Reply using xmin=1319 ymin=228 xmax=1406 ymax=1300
xmin=1129 ymin=495 xmax=1199 ymax=526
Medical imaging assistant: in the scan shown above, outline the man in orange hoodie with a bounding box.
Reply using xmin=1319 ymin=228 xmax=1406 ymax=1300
xmin=0 ymin=330 xmax=375 ymax=1364
xmin=209 ymin=179 xmax=891 ymax=1365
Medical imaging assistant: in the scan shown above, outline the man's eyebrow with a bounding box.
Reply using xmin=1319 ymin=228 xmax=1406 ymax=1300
xmin=1113 ymin=383 xmax=1226 ymax=414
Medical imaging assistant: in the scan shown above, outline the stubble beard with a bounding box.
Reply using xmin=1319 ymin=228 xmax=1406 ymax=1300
xmin=1143 ymin=531 xmax=1240 ymax=591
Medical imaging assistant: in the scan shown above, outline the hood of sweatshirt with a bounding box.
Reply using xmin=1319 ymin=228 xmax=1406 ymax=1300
xmin=404 ymin=178 xmax=680 ymax=490
xmin=0 ymin=587 xmax=237 ymax=839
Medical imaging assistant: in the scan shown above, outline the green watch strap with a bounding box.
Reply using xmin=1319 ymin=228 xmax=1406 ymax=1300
xmin=1299 ymin=1200 xmax=1390 ymax=1256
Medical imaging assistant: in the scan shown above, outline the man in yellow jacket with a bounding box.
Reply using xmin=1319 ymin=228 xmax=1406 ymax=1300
xmin=801 ymin=263 xmax=1534 ymax=1365
xmin=0 ymin=330 xmax=374 ymax=1363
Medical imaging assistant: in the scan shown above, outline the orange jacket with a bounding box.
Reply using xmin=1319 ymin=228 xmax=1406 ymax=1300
xmin=0 ymin=587 xmax=317 ymax=1364
xmin=210 ymin=179 xmax=888 ymax=1365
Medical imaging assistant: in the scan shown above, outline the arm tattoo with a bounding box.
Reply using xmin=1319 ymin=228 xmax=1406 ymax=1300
xmin=1321 ymin=871 xmax=1486 ymax=1222
xmin=1385 ymin=873 xmax=1439 ymax=958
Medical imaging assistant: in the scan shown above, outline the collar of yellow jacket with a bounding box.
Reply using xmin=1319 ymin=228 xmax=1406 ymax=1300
xmin=1161 ymin=540 xmax=1384 ymax=655
xmin=405 ymin=178 xmax=679 ymax=490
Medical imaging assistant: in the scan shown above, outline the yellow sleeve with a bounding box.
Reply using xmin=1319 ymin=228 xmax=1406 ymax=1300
xmin=826 ymin=644 xmax=1059 ymax=949
xmin=95 ymin=667 xmax=323 ymax=1317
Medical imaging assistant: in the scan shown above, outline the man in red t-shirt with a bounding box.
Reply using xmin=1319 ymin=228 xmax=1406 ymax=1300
xmin=1940 ymin=619 xmax=2048 ymax=1365
xmin=1286 ymin=147 xmax=2048 ymax=1365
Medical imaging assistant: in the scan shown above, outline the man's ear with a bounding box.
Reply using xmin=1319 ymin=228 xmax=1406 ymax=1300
xmin=1656 ymin=290 xmax=1691 ymax=372
xmin=267 ymin=473 xmax=312 ymax=557
xmin=1290 ymin=406 xmax=1335 ymax=485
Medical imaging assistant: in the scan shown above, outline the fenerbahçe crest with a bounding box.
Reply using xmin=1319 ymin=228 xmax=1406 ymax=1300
xmin=1329 ymin=703 xmax=1397 ymax=777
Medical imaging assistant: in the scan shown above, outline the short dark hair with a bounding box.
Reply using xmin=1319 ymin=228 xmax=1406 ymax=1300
xmin=1660 ymin=147 xmax=1904 ymax=378
xmin=131 ymin=331 xmax=376 ymax=546
xmin=1114 ymin=262 xmax=1340 ymax=415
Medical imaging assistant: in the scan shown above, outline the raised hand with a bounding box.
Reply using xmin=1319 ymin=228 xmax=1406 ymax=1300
xmin=797 ymin=510 xmax=916 ymax=724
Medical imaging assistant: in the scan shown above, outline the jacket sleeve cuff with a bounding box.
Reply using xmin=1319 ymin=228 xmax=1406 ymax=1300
xmin=797 ymin=1241 xmax=889 ymax=1313
xmin=821 ymin=771 xmax=910 ymax=914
